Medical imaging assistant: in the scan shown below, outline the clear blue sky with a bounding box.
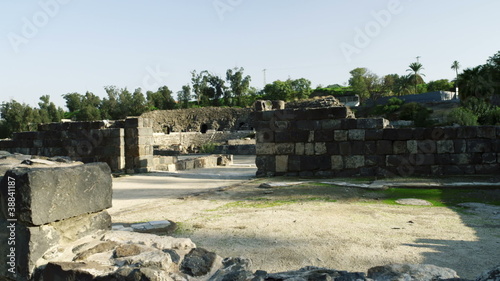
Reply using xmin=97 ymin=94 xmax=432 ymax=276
xmin=1 ymin=0 xmax=499 ymax=109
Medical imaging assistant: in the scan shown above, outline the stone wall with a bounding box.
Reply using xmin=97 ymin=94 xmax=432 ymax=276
xmin=0 ymin=117 xmax=154 ymax=173
xmin=254 ymin=104 xmax=500 ymax=177
xmin=141 ymin=107 xmax=253 ymax=133
xmin=153 ymin=130 xmax=254 ymax=151
xmin=0 ymin=161 xmax=112 ymax=281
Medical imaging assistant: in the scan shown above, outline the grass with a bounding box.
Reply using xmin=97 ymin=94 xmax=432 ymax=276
xmin=207 ymin=197 xmax=337 ymax=211
xmin=374 ymin=188 xmax=500 ymax=207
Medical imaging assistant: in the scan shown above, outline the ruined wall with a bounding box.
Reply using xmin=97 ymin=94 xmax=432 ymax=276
xmin=254 ymin=106 xmax=500 ymax=177
xmin=141 ymin=107 xmax=253 ymax=133
xmin=0 ymin=118 xmax=154 ymax=173
xmin=153 ymin=130 xmax=254 ymax=149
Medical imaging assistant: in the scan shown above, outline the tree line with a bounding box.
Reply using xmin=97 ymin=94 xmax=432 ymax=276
xmin=1 ymin=51 xmax=499 ymax=138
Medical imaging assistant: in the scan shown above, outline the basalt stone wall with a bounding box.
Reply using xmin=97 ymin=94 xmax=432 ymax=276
xmin=0 ymin=162 xmax=112 ymax=281
xmin=254 ymin=106 xmax=500 ymax=177
xmin=0 ymin=117 xmax=154 ymax=173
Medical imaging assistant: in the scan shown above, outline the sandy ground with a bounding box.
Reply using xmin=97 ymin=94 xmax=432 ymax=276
xmin=108 ymin=156 xmax=500 ymax=279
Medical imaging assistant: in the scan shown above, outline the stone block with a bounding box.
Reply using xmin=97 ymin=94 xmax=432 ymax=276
xmin=348 ymin=129 xmax=365 ymax=141
xmin=437 ymin=140 xmax=454 ymax=154
xmin=345 ymin=155 xmax=364 ymax=169
xmin=453 ymin=139 xmax=467 ymax=153
xmin=273 ymin=109 xmax=297 ymax=121
xmin=417 ymin=140 xmax=436 ymax=154
xmin=1 ymin=211 xmax=111 ymax=281
xmin=443 ymin=165 xmax=475 ymax=175
xmin=386 ymin=155 xmax=404 ymax=167
xmin=275 ymin=155 xmax=288 ymax=173
xmin=295 ymin=143 xmax=305 ymax=155
xmin=356 ymin=118 xmax=387 ymax=129
xmin=482 ymin=153 xmax=497 ymax=164
xmin=256 ymin=143 xmax=275 ymax=155
xmin=276 ymin=131 xmax=309 ymax=143
xmin=365 ymin=129 xmax=383 ymax=141
xmin=275 ymin=143 xmax=294 ymax=155
xmin=365 ymin=155 xmax=384 ymax=167
xmin=326 ymin=142 xmax=339 ymax=154
xmin=393 ymin=141 xmax=409 ymax=154
xmin=341 ymin=118 xmax=357 ymax=129
xmin=314 ymin=130 xmax=334 ymax=142
xmin=272 ymin=120 xmax=291 ymax=132
xmin=125 ymin=117 xmax=151 ymax=128
xmin=272 ymin=100 xmax=285 ymax=110
xmin=256 ymin=130 xmax=274 ymax=143
xmin=0 ymin=163 xmax=112 ymax=226
xmin=467 ymin=139 xmax=491 ymax=153
xmin=338 ymin=142 xmax=351 ymax=156
xmin=288 ymin=156 xmax=301 ymax=172
xmin=475 ymin=164 xmax=500 ymax=174
xmin=350 ymin=141 xmax=364 ymax=154
xmin=296 ymin=120 xmax=315 ymax=131
xmin=255 ymin=156 xmax=275 ymax=175
xmin=334 ymin=130 xmax=348 ymax=141
xmin=457 ymin=126 xmax=478 ymax=139
xmin=376 ymin=140 xmax=393 ymax=154
xmin=331 ymin=155 xmax=343 ymax=170
xmin=435 ymin=154 xmax=452 ymax=165
xmin=254 ymin=100 xmax=272 ymax=112
xmin=477 ymin=126 xmax=497 ymax=139
xmin=300 ymin=156 xmax=319 ymax=171
xmin=412 ymin=128 xmax=426 ymax=140
xmin=304 ymin=143 xmax=315 ymax=156
xmin=314 ymin=143 xmax=327 ymax=155
xmin=450 ymin=154 xmax=470 ymax=165
xmin=320 ymin=119 xmax=341 ymax=130
xmin=304 ymin=107 xmax=350 ymax=120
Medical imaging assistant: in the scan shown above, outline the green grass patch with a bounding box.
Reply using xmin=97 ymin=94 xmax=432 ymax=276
xmin=374 ymin=188 xmax=500 ymax=207
xmin=207 ymin=197 xmax=337 ymax=211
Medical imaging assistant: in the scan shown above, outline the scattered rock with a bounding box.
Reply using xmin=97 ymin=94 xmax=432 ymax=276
xmin=209 ymin=257 xmax=254 ymax=281
xmin=115 ymin=250 xmax=174 ymax=271
xmin=367 ymin=264 xmax=459 ymax=281
xmin=73 ymin=241 xmax=118 ymax=261
xmin=180 ymin=248 xmax=221 ymax=277
xmin=114 ymin=244 xmax=149 ymax=258
xmin=258 ymin=181 xmax=307 ymax=189
xmin=41 ymin=261 xmax=116 ymax=280
xmin=395 ymin=198 xmax=433 ymax=206
xmin=265 ymin=266 xmax=366 ymax=281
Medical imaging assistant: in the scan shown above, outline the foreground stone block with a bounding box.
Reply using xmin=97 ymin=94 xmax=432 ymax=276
xmin=367 ymin=264 xmax=459 ymax=281
xmin=0 ymin=211 xmax=111 ymax=281
xmin=1 ymin=162 xmax=112 ymax=226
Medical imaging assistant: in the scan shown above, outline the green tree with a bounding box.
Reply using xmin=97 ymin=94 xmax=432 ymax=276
xmin=147 ymin=86 xmax=176 ymax=111
xmin=191 ymin=70 xmax=209 ymax=105
xmin=38 ymin=95 xmax=64 ymax=123
xmin=0 ymin=100 xmax=39 ymax=136
xmin=206 ymin=73 xmax=227 ymax=106
xmin=264 ymin=80 xmax=293 ymax=101
xmin=226 ymin=67 xmax=251 ymax=107
xmin=451 ymin=60 xmax=460 ymax=91
xmin=63 ymin=92 xmax=84 ymax=113
xmin=290 ymin=78 xmax=312 ymax=100
xmin=177 ymin=84 xmax=192 ymax=109
xmin=447 ymin=107 xmax=478 ymax=126
xmin=348 ymin=68 xmax=380 ymax=101
xmin=426 ymin=79 xmax=453 ymax=92
xmin=399 ymin=102 xmax=433 ymax=127
xmin=406 ymin=62 xmax=425 ymax=94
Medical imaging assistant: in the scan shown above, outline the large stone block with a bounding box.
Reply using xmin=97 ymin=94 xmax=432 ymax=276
xmin=0 ymin=163 xmax=112 ymax=226
xmin=275 ymin=143 xmax=294 ymax=155
xmin=437 ymin=140 xmax=454 ymax=154
xmin=356 ymin=118 xmax=388 ymax=129
xmin=348 ymin=129 xmax=365 ymax=141
xmin=275 ymin=155 xmax=288 ymax=173
xmin=0 ymin=211 xmax=111 ymax=281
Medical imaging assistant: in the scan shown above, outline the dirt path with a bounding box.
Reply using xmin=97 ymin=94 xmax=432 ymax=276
xmin=108 ymin=166 xmax=500 ymax=279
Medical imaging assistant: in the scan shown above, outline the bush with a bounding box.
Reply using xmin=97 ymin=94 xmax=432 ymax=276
xmin=399 ymin=102 xmax=433 ymax=127
xmin=371 ymin=97 xmax=403 ymax=117
xmin=482 ymin=106 xmax=500 ymax=125
xmin=447 ymin=107 xmax=479 ymax=126
xmin=199 ymin=143 xmax=217 ymax=154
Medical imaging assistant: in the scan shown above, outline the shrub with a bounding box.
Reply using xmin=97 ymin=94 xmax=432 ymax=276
xmin=200 ymin=143 xmax=217 ymax=154
xmin=447 ymin=107 xmax=479 ymax=126
xmin=399 ymin=102 xmax=433 ymax=127
xmin=482 ymin=106 xmax=500 ymax=125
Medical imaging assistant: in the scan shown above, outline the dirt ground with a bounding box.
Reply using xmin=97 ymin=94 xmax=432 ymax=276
xmin=109 ymin=168 xmax=500 ymax=280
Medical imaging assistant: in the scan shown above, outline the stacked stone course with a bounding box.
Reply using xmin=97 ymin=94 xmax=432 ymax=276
xmin=254 ymin=102 xmax=500 ymax=177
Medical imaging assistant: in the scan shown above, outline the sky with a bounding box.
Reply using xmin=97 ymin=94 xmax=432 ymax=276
xmin=1 ymin=0 xmax=499 ymax=109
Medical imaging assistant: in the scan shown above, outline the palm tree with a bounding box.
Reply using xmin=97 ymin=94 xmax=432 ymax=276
xmin=406 ymin=62 xmax=425 ymax=94
xmin=451 ymin=60 xmax=460 ymax=97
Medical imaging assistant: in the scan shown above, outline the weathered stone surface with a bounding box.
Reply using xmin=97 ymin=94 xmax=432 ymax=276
xmin=41 ymin=261 xmax=116 ymax=281
xmin=115 ymin=250 xmax=174 ymax=271
xmin=1 ymin=162 xmax=112 ymax=225
xmin=266 ymin=266 xmax=366 ymax=281
xmin=102 ymin=231 xmax=196 ymax=251
xmin=209 ymin=257 xmax=254 ymax=281
xmin=367 ymin=264 xmax=459 ymax=281
xmin=0 ymin=211 xmax=111 ymax=281
xmin=180 ymin=248 xmax=221 ymax=277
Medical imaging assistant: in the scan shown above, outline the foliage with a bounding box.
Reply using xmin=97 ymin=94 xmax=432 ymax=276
xmin=348 ymin=67 xmax=380 ymax=101
xmin=457 ymin=51 xmax=500 ymax=99
xmin=310 ymin=85 xmax=353 ymax=98
xmin=371 ymin=97 xmax=404 ymax=117
xmin=446 ymin=107 xmax=478 ymax=126
xmin=226 ymin=67 xmax=251 ymax=107
xmin=263 ymin=78 xmax=311 ymax=101
xmin=482 ymin=107 xmax=500 ymax=125
xmin=199 ymin=142 xmax=217 ymax=154
xmin=406 ymin=62 xmax=426 ymax=94
xmin=399 ymin=102 xmax=433 ymax=127
xmin=177 ymin=84 xmax=192 ymax=109
xmin=426 ymin=79 xmax=453 ymax=92
xmin=147 ymin=86 xmax=176 ymax=111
